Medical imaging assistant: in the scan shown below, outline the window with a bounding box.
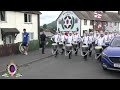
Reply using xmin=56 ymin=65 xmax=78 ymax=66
xmin=84 ymin=19 xmax=87 ymax=25
xmin=0 ymin=11 xmax=6 ymax=21
xmin=114 ymin=22 xmax=117 ymax=26
xmin=24 ymin=13 xmax=32 ymax=23
xmin=90 ymin=20 xmax=94 ymax=25
xmin=4 ymin=35 xmax=14 ymax=44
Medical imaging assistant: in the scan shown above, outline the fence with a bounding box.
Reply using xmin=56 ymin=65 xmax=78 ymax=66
xmin=0 ymin=43 xmax=19 ymax=57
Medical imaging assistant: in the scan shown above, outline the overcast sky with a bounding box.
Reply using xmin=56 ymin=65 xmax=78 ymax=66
xmin=40 ymin=11 xmax=62 ymax=26
xmin=40 ymin=11 xmax=118 ymax=26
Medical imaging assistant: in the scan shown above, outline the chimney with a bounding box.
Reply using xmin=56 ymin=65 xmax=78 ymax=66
xmin=118 ymin=11 xmax=120 ymax=14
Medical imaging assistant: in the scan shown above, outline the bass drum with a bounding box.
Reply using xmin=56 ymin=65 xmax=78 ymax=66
xmin=82 ymin=45 xmax=89 ymax=52
xmin=72 ymin=43 xmax=78 ymax=49
xmin=65 ymin=44 xmax=72 ymax=51
xmin=52 ymin=43 xmax=58 ymax=50
xmin=95 ymin=46 xmax=102 ymax=54
xmin=59 ymin=42 xmax=64 ymax=48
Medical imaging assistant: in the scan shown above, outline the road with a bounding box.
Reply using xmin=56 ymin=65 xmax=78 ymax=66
xmin=1 ymin=49 xmax=120 ymax=79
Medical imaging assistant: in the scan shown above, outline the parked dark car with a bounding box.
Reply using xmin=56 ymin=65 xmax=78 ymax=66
xmin=101 ymin=36 xmax=120 ymax=71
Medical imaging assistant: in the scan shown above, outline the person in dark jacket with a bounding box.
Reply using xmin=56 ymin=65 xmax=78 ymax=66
xmin=40 ymin=31 xmax=46 ymax=54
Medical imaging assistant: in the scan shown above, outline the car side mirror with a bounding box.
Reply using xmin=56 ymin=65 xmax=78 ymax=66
xmin=105 ymin=42 xmax=110 ymax=46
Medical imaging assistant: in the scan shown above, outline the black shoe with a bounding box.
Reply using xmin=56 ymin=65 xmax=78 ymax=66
xmin=84 ymin=56 xmax=87 ymax=60
xmin=89 ymin=55 xmax=91 ymax=57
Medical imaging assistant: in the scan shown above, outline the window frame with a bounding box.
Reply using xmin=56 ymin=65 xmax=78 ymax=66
xmin=114 ymin=22 xmax=117 ymax=26
xmin=24 ymin=13 xmax=32 ymax=23
xmin=0 ymin=11 xmax=7 ymax=22
xmin=84 ymin=19 xmax=87 ymax=25
xmin=4 ymin=35 xmax=14 ymax=44
xmin=90 ymin=20 xmax=94 ymax=25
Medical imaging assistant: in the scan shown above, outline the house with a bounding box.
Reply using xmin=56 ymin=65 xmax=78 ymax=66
xmin=56 ymin=11 xmax=120 ymax=36
xmin=0 ymin=11 xmax=41 ymax=57
xmin=105 ymin=12 xmax=120 ymax=32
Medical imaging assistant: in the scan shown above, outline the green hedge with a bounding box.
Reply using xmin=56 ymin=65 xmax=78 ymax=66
xmin=46 ymin=37 xmax=52 ymax=48
xmin=28 ymin=40 xmax=39 ymax=51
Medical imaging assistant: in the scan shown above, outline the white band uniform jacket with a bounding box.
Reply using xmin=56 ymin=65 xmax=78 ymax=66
xmin=97 ymin=37 xmax=105 ymax=46
xmin=104 ymin=35 xmax=109 ymax=42
xmin=95 ymin=36 xmax=100 ymax=45
xmin=59 ymin=35 xmax=66 ymax=43
xmin=67 ymin=35 xmax=73 ymax=44
xmin=73 ymin=34 xmax=79 ymax=42
xmin=77 ymin=35 xmax=82 ymax=42
xmin=51 ymin=34 xmax=60 ymax=43
xmin=82 ymin=36 xmax=89 ymax=46
xmin=88 ymin=36 xmax=94 ymax=44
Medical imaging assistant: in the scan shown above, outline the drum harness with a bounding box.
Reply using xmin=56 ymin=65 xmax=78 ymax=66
xmin=51 ymin=47 xmax=58 ymax=55
xmin=81 ymin=36 xmax=93 ymax=57
xmin=65 ymin=42 xmax=79 ymax=56
xmin=51 ymin=43 xmax=58 ymax=55
xmin=65 ymin=49 xmax=72 ymax=56
xmin=52 ymin=42 xmax=64 ymax=55
xmin=95 ymin=47 xmax=103 ymax=60
xmin=81 ymin=47 xmax=93 ymax=57
xmin=64 ymin=44 xmax=73 ymax=57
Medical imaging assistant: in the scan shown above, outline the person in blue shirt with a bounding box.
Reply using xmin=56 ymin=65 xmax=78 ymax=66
xmin=22 ymin=29 xmax=29 ymax=55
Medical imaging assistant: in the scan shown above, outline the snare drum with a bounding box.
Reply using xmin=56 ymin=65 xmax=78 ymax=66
xmin=82 ymin=45 xmax=89 ymax=52
xmin=65 ymin=44 xmax=72 ymax=51
xmin=52 ymin=43 xmax=58 ymax=50
xmin=72 ymin=43 xmax=78 ymax=49
xmin=95 ymin=46 xmax=102 ymax=54
xmin=59 ymin=42 xmax=64 ymax=48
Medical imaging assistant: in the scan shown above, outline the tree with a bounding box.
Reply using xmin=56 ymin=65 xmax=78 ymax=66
xmin=43 ymin=24 xmax=47 ymax=29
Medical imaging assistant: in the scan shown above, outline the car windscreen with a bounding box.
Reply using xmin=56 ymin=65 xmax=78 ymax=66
xmin=111 ymin=38 xmax=120 ymax=47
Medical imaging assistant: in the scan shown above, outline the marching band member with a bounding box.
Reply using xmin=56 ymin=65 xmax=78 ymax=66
xmin=104 ymin=32 xmax=109 ymax=42
xmin=108 ymin=32 xmax=113 ymax=41
xmin=88 ymin=33 xmax=94 ymax=57
xmin=82 ymin=33 xmax=90 ymax=59
xmin=96 ymin=33 xmax=106 ymax=49
xmin=59 ymin=32 xmax=66 ymax=54
xmin=72 ymin=32 xmax=80 ymax=55
xmin=95 ymin=33 xmax=100 ymax=46
xmin=76 ymin=32 xmax=82 ymax=48
xmin=67 ymin=32 xmax=73 ymax=44
xmin=73 ymin=32 xmax=78 ymax=43
xmin=90 ymin=32 xmax=95 ymax=46
xmin=59 ymin=32 xmax=65 ymax=43
xmin=51 ymin=32 xmax=60 ymax=44
xmin=82 ymin=33 xmax=89 ymax=46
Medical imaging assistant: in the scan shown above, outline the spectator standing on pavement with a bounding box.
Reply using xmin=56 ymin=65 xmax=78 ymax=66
xmin=40 ymin=31 xmax=47 ymax=54
xmin=22 ymin=29 xmax=29 ymax=55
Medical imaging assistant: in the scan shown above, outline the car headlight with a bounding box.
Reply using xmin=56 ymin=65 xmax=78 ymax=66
xmin=101 ymin=52 xmax=108 ymax=58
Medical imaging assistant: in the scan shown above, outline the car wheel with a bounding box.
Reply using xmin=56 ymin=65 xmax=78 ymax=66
xmin=101 ymin=62 xmax=107 ymax=70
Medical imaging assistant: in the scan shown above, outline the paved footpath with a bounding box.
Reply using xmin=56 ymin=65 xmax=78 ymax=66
xmin=0 ymin=48 xmax=53 ymax=72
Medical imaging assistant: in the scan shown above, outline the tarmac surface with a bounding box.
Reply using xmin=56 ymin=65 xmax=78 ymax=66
xmin=0 ymin=48 xmax=120 ymax=79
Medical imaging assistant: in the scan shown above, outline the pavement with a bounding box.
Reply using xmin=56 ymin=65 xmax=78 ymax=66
xmin=0 ymin=48 xmax=53 ymax=73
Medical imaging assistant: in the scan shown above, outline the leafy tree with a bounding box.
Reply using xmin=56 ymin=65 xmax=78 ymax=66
xmin=43 ymin=24 xmax=47 ymax=29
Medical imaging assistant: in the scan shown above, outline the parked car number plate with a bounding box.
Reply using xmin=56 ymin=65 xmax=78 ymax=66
xmin=114 ymin=63 xmax=120 ymax=68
